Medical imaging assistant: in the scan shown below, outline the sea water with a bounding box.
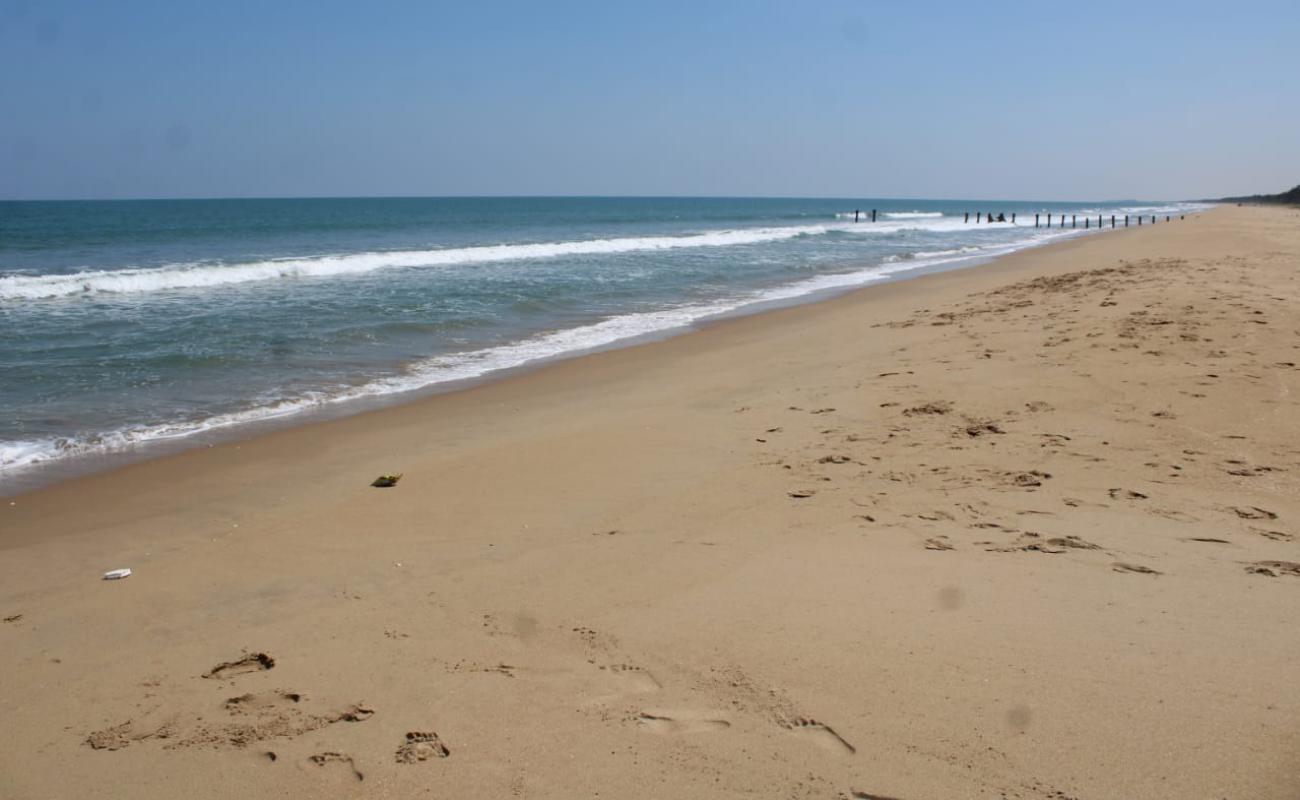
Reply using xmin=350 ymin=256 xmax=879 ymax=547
xmin=0 ymin=196 xmax=1208 ymax=486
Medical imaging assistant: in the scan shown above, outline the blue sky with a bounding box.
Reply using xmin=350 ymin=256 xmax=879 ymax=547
xmin=2 ymin=0 xmax=1298 ymax=200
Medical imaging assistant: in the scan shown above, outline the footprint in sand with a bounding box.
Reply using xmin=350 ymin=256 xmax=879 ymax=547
xmin=1245 ymin=560 xmax=1300 ymax=578
xmin=637 ymin=711 xmax=731 ymax=734
xmin=1230 ymin=506 xmax=1278 ymax=520
xmin=605 ymin=663 xmax=662 ymax=693
xmin=224 ymin=691 xmax=302 ymax=714
xmin=309 ymin=751 xmax=364 ymax=782
xmin=203 ymin=652 xmax=275 ymax=679
xmin=780 ymin=716 xmax=856 ymax=755
xmin=395 ymin=731 xmax=450 ymax=763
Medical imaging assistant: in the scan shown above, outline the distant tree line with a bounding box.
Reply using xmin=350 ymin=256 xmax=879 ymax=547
xmin=1218 ymin=185 xmax=1300 ymax=204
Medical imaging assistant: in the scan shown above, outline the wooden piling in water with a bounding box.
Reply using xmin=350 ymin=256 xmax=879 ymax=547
xmin=871 ymin=209 xmax=877 ymax=222
xmin=1111 ymin=215 xmax=1115 ymax=228
xmin=965 ymin=212 xmax=969 ymax=223
xmin=1085 ymin=217 xmax=1090 ymax=229
xmin=1011 ymin=213 xmax=1016 ymax=224
xmin=1071 ymin=215 xmax=1076 ymax=228
xmin=1035 ymin=213 xmax=1040 ymax=228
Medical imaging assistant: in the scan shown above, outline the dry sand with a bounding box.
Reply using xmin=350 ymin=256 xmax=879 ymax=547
xmin=2 ymin=205 xmax=1299 ymax=799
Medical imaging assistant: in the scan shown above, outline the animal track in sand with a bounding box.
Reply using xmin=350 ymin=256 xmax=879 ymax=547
xmin=202 ymin=652 xmax=275 ymax=679
xmin=309 ymin=751 xmax=364 ymax=782
xmin=395 ymin=731 xmax=450 ymax=763
xmin=780 ymin=716 xmax=856 ymax=755
xmin=1112 ymin=562 xmax=1162 ymax=575
xmin=637 ymin=711 xmax=731 ymax=734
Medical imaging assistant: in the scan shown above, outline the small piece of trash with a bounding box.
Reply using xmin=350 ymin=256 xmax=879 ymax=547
xmin=102 ymin=568 xmax=132 ymax=581
xmin=371 ymin=474 xmax=402 ymax=488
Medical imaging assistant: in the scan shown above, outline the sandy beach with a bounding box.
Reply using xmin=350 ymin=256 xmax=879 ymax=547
xmin=2 ymin=204 xmax=1298 ymax=798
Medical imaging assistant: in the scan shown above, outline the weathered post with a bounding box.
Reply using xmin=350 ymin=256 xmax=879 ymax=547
xmin=854 ymin=209 xmax=860 ymax=222
xmin=1111 ymin=215 xmax=1115 ymax=228
xmin=1072 ymin=215 xmax=1076 ymax=228
xmin=1125 ymin=215 xmax=1129 ymax=227
xmin=1166 ymin=215 xmax=1170 ymax=222
xmin=1085 ymin=217 xmax=1090 ymax=229
xmin=1035 ymin=213 xmax=1040 ymax=228
xmin=965 ymin=212 xmax=969 ymax=223
xmin=1138 ymin=216 xmax=1143 ymax=225
xmin=977 ymin=212 xmax=982 ymax=223
xmin=1011 ymin=213 xmax=1016 ymax=224
xmin=872 ymin=209 xmax=877 ymax=222
xmin=1098 ymin=214 xmax=1103 ymax=228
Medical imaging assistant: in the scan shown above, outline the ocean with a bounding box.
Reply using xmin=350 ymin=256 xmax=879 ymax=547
xmin=0 ymin=196 xmax=1208 ymax=488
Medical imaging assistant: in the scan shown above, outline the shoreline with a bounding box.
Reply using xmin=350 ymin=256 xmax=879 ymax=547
xmin=1 ymin=217 xmax=1139 ymax=497
xmin=3 ymin=204 xmax=1298 ymax=799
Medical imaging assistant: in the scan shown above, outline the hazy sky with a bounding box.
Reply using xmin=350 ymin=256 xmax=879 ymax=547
xmin=3 ymin=0 xmax=1298 ymax=201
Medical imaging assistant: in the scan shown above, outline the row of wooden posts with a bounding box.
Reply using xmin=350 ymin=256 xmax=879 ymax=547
xmin=849 ymin=209 xmax=1186 ymax=228
xmin=1015 ymin=212 xmax=1185 ymax=228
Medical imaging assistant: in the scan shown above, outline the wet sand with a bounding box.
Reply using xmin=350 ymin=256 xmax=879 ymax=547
xmin=2 ymin=204 xmax=1298 ymax=799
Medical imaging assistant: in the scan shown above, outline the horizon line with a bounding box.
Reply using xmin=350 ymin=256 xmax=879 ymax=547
xmin=0 ymin=192 xmax=1194 ymax=204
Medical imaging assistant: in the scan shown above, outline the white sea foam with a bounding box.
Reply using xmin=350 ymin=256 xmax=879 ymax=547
xmin=0 ymin=223 xmax=1091 ymax=475
xmin=0 ymin=218 xmax=999 ymax=301
xmin=882 ymin=245 xmax=984 ymax=263
xmin=834 ymin=211 xmax=944 ymax=220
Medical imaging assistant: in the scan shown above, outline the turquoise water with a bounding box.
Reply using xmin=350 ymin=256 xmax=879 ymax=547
xmin=0 ymin=196 xmax=1206 ymax=484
